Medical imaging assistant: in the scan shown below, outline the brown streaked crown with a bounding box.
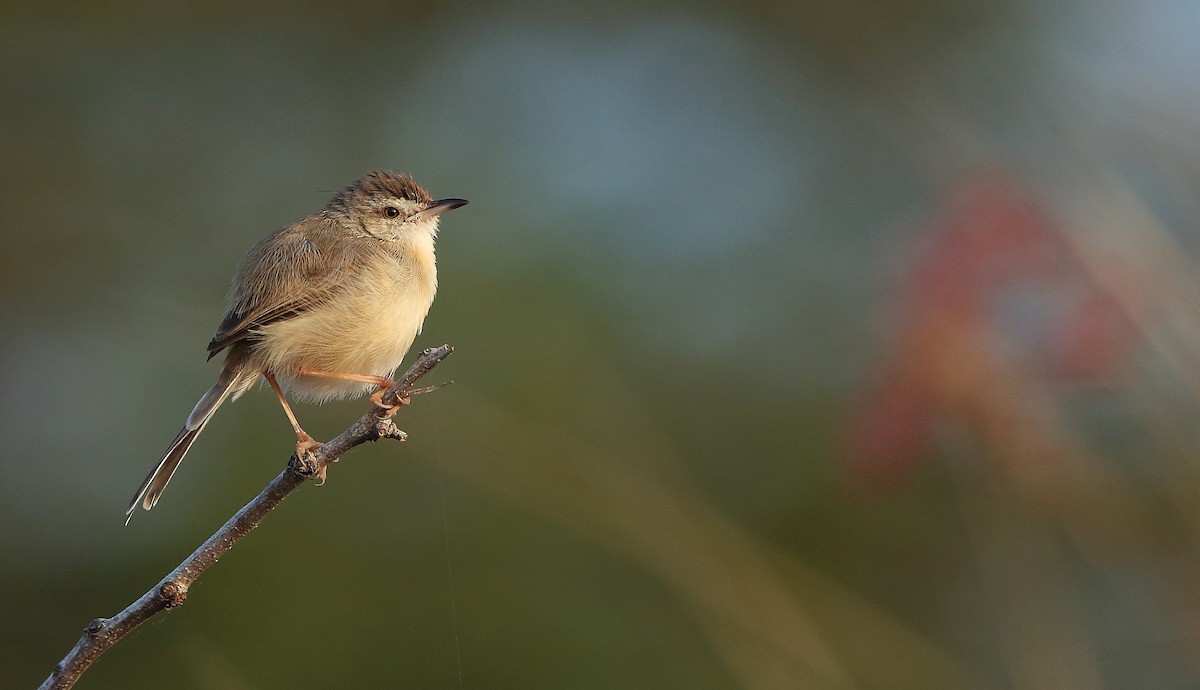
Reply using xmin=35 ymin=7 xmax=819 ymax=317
xmin=327 ymin=170 xmax=433 ymax=213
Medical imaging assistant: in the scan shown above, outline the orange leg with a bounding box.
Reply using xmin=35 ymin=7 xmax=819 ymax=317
xmin=264 ymin=371 xmax=327 ymax=484
xmin=296 ymin=368 xmax=408 ymax=410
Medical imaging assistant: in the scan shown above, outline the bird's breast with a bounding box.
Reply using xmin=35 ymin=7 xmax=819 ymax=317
xmin=254 ymin=240 xmax=437 ymax=402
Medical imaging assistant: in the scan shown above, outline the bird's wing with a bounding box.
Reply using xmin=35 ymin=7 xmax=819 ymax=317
xmin=207 ymin=219 xmax=364 ymax=358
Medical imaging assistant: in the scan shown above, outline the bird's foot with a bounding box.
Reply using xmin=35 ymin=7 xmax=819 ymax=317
xmin=292 ymin=433 xmax=327 ymax=484
xmin=370 ymin=387 xmax=410 ymax=417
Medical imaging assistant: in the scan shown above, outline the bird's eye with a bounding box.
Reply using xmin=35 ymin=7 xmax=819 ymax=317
xmin=384 ymin=206 xmax=400 ymax=218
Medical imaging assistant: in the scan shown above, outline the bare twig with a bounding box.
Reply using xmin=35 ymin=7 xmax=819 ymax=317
xmin=39 ymin=344 xmax=454 ymax=690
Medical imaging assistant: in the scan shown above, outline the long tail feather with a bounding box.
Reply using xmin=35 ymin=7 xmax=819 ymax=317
xmin=125 ymin=350 xmax=252 ymax=523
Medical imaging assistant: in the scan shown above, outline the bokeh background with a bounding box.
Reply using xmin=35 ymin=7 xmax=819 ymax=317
xmin=6 ymin=1 xmax=1200 ymax=688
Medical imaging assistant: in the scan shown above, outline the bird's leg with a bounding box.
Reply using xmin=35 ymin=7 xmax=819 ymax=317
xmin=296 ymin=368 xmax=409 ymax=412
xmin=264 ymin=371 xmax=327 ymax=484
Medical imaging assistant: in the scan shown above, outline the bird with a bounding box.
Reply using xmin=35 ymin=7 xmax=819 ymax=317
xmin=125 ymin=170 xmax=467 ymax=523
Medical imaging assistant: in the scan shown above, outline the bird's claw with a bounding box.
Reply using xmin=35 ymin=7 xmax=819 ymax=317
xmin=370 ymin=389 xmax=410 ymax=416
xmin=292 ymin=434 xmax=326 ymax=483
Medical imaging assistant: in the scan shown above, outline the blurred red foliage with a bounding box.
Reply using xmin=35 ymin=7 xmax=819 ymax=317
xmin=844 ymin=173 xmax=1141 ymax=488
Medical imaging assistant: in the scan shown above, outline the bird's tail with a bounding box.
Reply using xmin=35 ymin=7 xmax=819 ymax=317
xmin=125 ymin=349 xmax=253 ymax=524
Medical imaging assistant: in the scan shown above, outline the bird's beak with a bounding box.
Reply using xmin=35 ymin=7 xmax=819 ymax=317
xmin=412 ymin=198 xmax=469 ymax=222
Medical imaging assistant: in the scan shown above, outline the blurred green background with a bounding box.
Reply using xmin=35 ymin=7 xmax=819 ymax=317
xmin=7 ymin=1 xmax=1200 ymax=688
